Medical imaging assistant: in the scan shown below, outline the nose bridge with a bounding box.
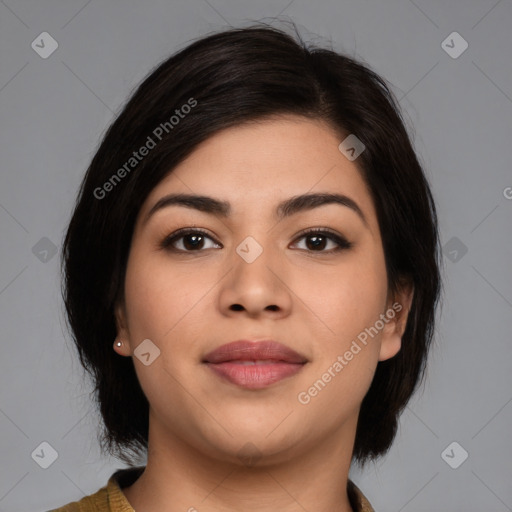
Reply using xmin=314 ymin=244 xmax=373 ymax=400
xmin=229 ymin=204 xmax=274 ymax=264
xmin=232 ymin=233 xmax=276 ymax=288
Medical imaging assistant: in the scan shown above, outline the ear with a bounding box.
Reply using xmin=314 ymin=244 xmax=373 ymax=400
xmin=113 ymin=299 xmax=131 ymax=356
xmin=378 ymin=280 xmax=414 ymax=362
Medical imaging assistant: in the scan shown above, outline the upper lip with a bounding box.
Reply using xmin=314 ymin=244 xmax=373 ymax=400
xmin=203 ymin=340 xmax=308 ymax=364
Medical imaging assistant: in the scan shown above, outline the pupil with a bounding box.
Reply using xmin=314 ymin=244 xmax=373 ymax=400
xmin=307 ymin=235 xmax=326 ymax=250
xmin=184 ymin=234 xmax=203 ymax=250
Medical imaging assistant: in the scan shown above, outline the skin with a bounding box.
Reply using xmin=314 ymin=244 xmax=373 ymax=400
xmin=114 ymin=115 xmax=414 ymax=512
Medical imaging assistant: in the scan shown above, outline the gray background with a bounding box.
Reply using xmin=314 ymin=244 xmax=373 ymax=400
xmin=0 ymin=1 xmax=511 ymax=511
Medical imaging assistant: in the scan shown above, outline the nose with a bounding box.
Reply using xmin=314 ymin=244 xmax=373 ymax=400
xmin=217 ymin=241 xmax=293 ymax=319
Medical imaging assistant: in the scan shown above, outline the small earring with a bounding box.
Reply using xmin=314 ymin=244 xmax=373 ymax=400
xmin=115 ymin=340 xmax=123 ymax=347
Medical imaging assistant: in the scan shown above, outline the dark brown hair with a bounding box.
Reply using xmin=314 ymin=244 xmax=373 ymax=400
xmin=61 ymin=21 xmax=441 ymax=466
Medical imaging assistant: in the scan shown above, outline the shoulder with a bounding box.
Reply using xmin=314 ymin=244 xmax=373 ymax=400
xmin=48 ymin=466 xmax=144 ymax=512
xmin=48 ymin=483 xmax=110 ymax=511
xmin=47 ymin=483 xmax=109 ymax=511
xmin=348 ymin=479 xmax=375 ymax=512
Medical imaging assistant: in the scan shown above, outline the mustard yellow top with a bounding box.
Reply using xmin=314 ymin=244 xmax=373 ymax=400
xmin=49 ymin=466 xmax=374 ymax=511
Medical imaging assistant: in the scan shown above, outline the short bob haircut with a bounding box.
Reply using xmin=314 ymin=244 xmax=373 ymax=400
xmin=62 ymin=22 xmax=441 ymax=467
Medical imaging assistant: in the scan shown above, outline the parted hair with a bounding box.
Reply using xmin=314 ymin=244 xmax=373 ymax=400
xmin=61 ymin=21 xmax=441 ymax=466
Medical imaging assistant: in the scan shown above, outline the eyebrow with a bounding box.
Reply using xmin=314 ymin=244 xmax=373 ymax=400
xmin=143 ymin=192 xmax=368 ymax=226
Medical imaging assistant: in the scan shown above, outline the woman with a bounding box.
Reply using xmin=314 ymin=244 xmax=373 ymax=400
xmin=52 ymin=21 xmax=441 ymax=512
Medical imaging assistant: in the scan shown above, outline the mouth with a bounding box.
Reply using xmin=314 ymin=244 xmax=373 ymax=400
xmin=202 ymin=340 xmax=308 ymax=390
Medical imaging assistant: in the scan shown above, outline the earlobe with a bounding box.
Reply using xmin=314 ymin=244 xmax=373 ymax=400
xmin=378 ymin=282 xmax=414 ymax=362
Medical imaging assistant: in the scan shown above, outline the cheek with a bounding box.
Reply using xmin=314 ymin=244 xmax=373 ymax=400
xmin=295 ymin=261 xmax=386 ymax=418
xmin=299 ymin=252 xmax=388 ymax=347
xmin=122 ymin=251 xmax=205 ymax=400
xmin=123 ymin=248 xmax=206 ymax=342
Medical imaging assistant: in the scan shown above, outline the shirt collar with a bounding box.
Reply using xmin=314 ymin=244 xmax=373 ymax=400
xmin=109 ymin=466 xmax=375 ymax=512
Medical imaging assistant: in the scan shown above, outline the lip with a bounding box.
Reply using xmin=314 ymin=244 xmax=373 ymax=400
xmin=203 ymin=340 xmax=307 ymax=390
xmin=203 ymin=340 xmax=307 ymax=364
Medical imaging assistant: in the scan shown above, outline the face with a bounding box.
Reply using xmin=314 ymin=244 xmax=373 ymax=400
xmin=115 ymin=115 xmax=412 ymax=465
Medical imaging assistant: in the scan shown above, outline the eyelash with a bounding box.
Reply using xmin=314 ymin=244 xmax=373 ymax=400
xmin=159 ymin=227 xmax=353 ymax=254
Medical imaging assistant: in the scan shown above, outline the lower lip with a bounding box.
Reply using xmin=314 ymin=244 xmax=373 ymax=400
xmin=205 ymin=361 xmax=305 ymax=389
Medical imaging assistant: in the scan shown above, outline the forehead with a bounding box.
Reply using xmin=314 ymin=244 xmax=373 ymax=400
xmin=138 ymin=115 xmax=377 ymax=226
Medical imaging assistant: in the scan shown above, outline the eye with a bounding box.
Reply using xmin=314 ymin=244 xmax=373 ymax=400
xmin=160 ymin=228 xmax=221 ymax=252
xmin=160 ymin=227 xmax=352 ymax=254
xmin=291 ymin=228 xmax=352 ymax=253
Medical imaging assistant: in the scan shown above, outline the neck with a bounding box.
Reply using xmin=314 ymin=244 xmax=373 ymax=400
xmin=122 ymin=412 xmax=358 ymax=512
